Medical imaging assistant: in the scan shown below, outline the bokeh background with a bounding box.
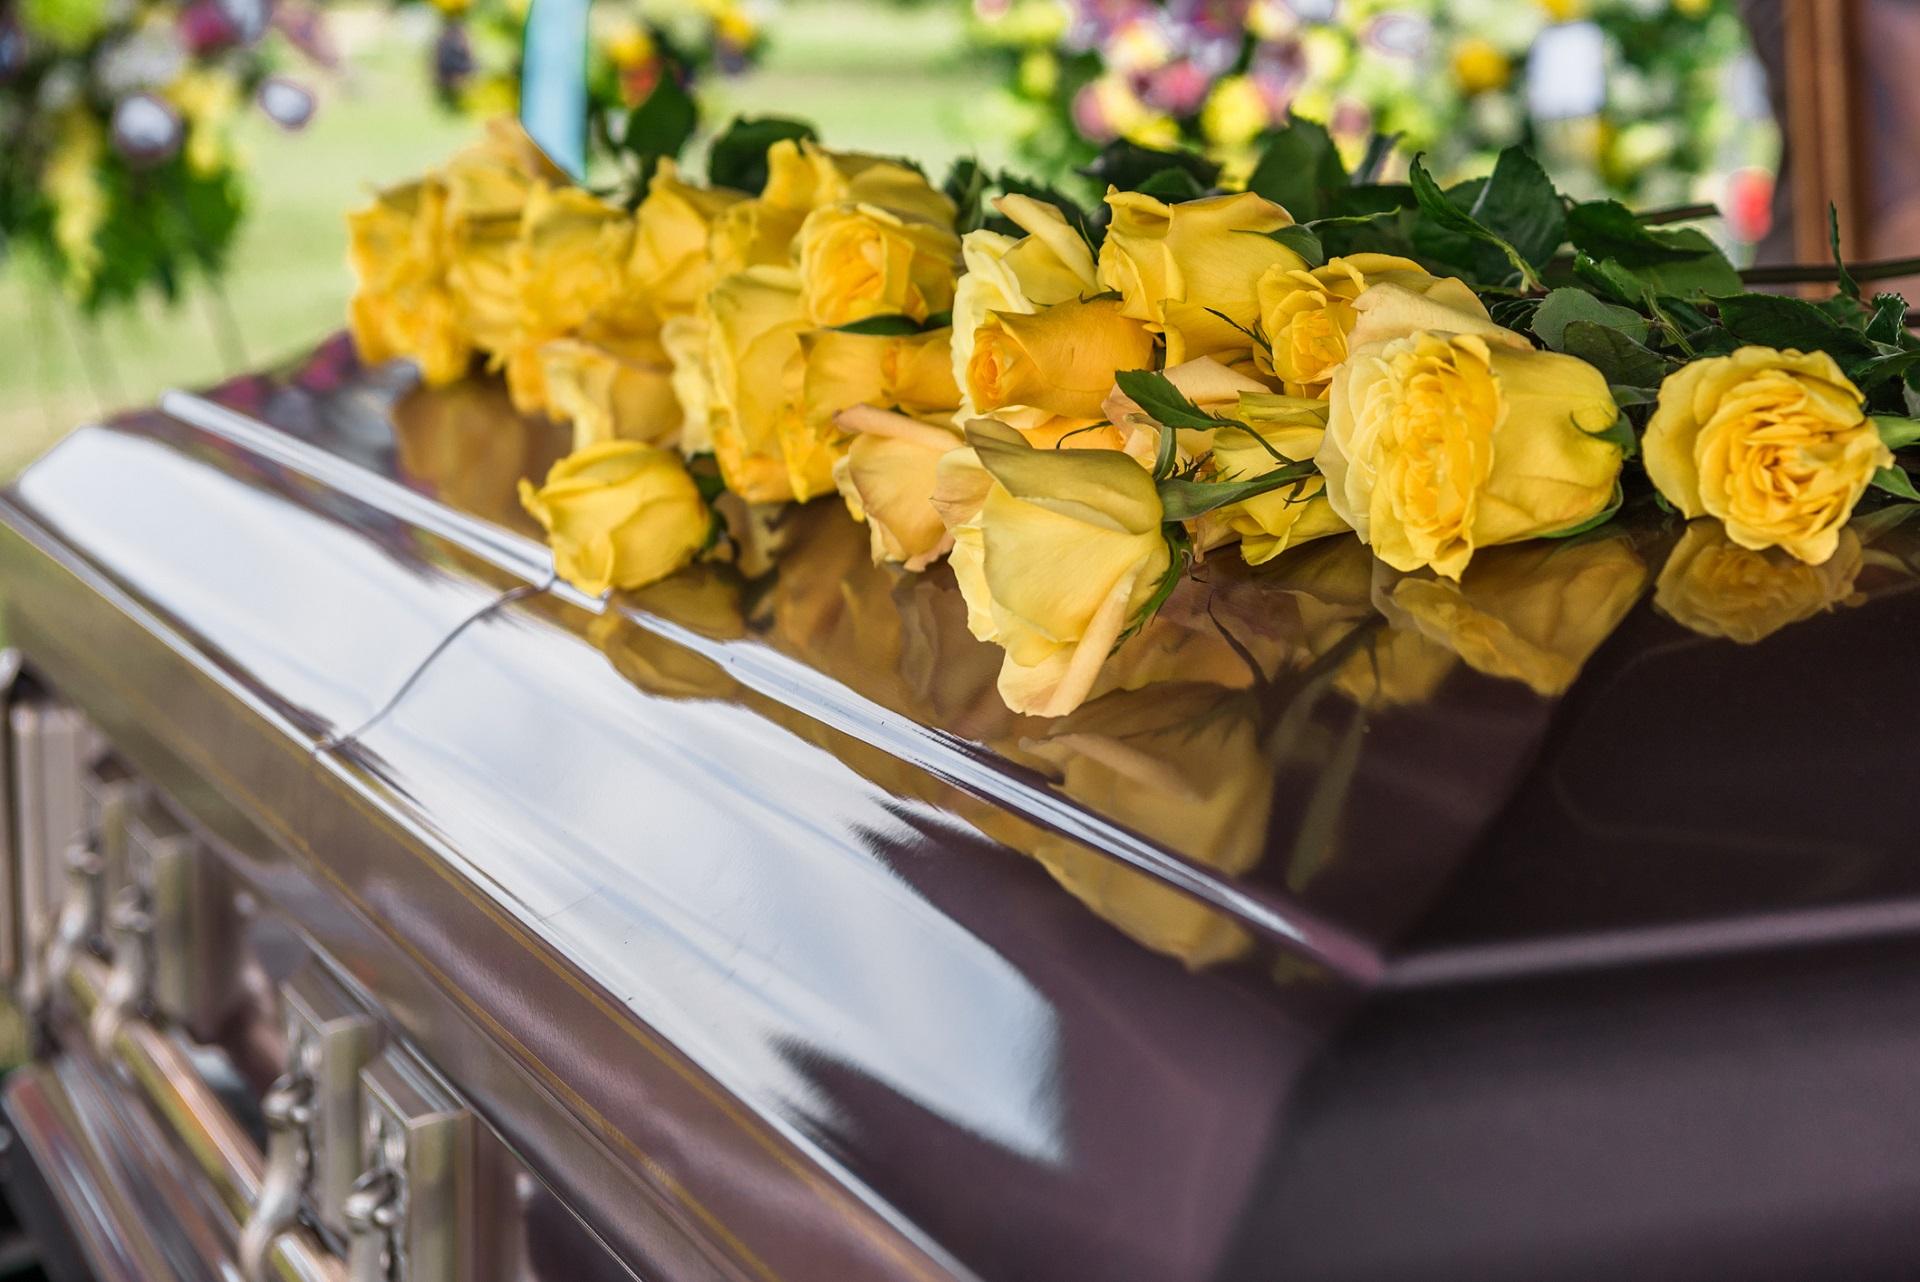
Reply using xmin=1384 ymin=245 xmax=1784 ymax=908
xmin=0 ymin=0 xmax=1780 ymax=476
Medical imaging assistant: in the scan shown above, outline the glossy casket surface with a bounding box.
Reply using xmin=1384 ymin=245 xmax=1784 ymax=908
xmin=5 ymin=336 xmax=1920 ymax=1282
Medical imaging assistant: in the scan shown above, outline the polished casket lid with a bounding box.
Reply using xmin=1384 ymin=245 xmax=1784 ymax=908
xmin=5 ymin=335 xmax=1920 ymax=1282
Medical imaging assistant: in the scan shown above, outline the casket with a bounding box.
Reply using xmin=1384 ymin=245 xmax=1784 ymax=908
xmin=1 ymin=336 xmax=1918 ymax=1282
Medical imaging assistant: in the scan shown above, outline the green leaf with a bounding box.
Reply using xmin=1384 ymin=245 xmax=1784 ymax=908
xmin=1116 ymin=525 xmax=1193 ymax=650
xmin=1715 ymin=292 xmax=1877 ymax=363
xmin=705 ymin=116 xmax=816 ymax=193
xmin=1830 ymin=204 xmax=1861 ymax=301
xmin=1134 ymin=167 xmax=1209 ymax=203
xmin=1252 ymin=224 xmax=1325 ymax=266
xmin=1609 ymin=384 xmax=1658 ymax=407
xmin=622 ymin=75 xmax=698 ymax=178
xmin=1532 ymin=287 xmax=1650 ymax=349
xmin=1081 ymin=140 xmax=1218 ymax=195
xmin=1566 ymin=200 xmax=1712 ymax=266
xmin=943 ymin=158 xmax=990 ymax=233
xmin=1327 ymin=184 xmax=1416 ymax=218
xmin=1246 ymin=114 xmax=1349 ymax=221
xmin=1353 ymin=131 xmax=1401 ymax=185
xmin=1871 ymin=465 xmax=1920 ymax=502
xmin=1113 ymin=369 xmax=1229 ymax=431
xmin=1875 ymin=415 xmax=1920 ymax=450
xmin=1157 ymin=460 xmax=1321 ymax=522
xmin=1559 ymin=319 xmax=1676 ymax=391
xmin=1852 ymin=347 xmax=1920 ymax=389
xmin=1408 ymin=151 xmax=1556 ymax=289
xmin=831 ymin=314 xmax=922 ymax=336
xmin=1866 ymin=293 xmax=1910 ymax=345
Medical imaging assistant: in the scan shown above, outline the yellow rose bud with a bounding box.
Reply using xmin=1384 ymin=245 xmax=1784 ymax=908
xmin=1098 ymin=189 xmax=1305 ymax=366
xmin=831 ymin=404 xmax=962 ymax=571
xmin=966 ymin=296 xmax=1156 ymax=423
xmin=630 ymin=158 xmax=748 ymax=319
xmin=1643 ymin=347 xmax=1891 ymax=566
xmin=706 ymin=266 xmax=838 ymax=503
xmin=1653 ymin=519 xmax=1865 ymax=644
xmin=540 ymin=332 xmax=682 ymax=452
xmin=951 ymin=194 xmax=1101 ymax=421
xmin=1258 ymin=256 xmax=1486 ymax=397
xmin=513 ymin=184 xmax=636 ymax=343
xmin=796 ymin=202 xmax=960 ymax=328
xmin=1197 ymin=393 xmax=1350 ymax=564
xmin=517 ymin=442 xmax=711 ymax=595
xmin=802 ymin=326 xmax=959 ymax=441
xmin=1321 ymin=332 xmax=1623 ymax=579
xmin=1378 ymin=534 xmax=1650 ymax=696
xmin=944 ymin=421 xmax=1172 ymax=716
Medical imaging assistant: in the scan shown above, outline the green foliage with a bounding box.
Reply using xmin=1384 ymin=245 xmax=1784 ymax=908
xmin=1246 ymin=115 xmax=1349 ymax=221
xmin=621 ymin=75 xmax=698 ymax=186
xmin=1408 ymin=148 xmax=1564 ymax=290
xmin=707 ymin=117 xmax=817 ymax=193
xmin=1114 ymin=369 xmax=1236 ymax=432
xmin=1080 ymin=140 xmax=1218 ymax=199
xmin=1871 ymin=466 xmax=1920 ymax=503
xmin=1558 ymin=320 xmax=1676 ymax=393
xmin=1533 ymin=288 xmax=1649 ymax=350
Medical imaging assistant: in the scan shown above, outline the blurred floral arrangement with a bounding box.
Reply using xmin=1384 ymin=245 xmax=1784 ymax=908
xmin=973 ymin=0 xmax=1776 ymax=227
xmin=392 ymin=0 xmax=764 ymax=168
xmin=0 ymin=0 xmax=326 ymax=310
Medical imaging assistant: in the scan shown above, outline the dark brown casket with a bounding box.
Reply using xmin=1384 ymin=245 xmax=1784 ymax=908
xmin=1 ymin=335 xmax=1918 ymax=1282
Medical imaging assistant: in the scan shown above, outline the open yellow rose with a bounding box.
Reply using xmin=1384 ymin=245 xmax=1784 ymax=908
xmin=1098 ymin=189 xmax=1305 ymax=366
xmin=539 ymin=332 xmax=681 ymax=452
xmin=712 ymin=139 xmax=955 ymax=276
xmin=346 ymin=178 xmax=474 ymax=386
xmin=965 ymin=296 xmax=1156 ymax=435
xmin=518 ymin=442 xmax=711 ymax=595
xmin=706 ymin=266 xmax=837 ymax=503
xmin=1196 ymin=393 xmax=1350 ymax=564
xmin=438 ymin=122 xmax=556 ymax=357
xmin=1644 ymin=347 xmax=1890 ymax=566
xmin=802 ymin=326 xmax=959 ymax=440
xmin=498 ymin=185 xmax=638 ymax=414
xmin=1321 ymin=329 xmax=1623 ymax=579
xmin=1257 ymin=255 xmax=1487 ymax=397
xmin=630 ymin=158 xmax=748 ymax=319
xmin=941 ymin=421 xmax=1171 ymax=716
xmin=797 ymin=203 xmax=960 ymax=328
xmin=831 ymin=405 xmax=962 ymax=571
xmin=1654 ymin=519 xmax=1865 ymax=644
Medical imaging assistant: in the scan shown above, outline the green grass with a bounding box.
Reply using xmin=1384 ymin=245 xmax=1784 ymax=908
xmin=0 ymin=1 xmax=1005 ymax=476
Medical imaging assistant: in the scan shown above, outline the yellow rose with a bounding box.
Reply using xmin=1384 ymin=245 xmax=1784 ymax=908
xmin=1098 ymin=189 xmax=1305 ymax=366
xmin=705 ymin=266 xmax=837 ymax=503
xmin=498 ymin=185 xmax=639 ymax=414
xmin=952 ymin=194 xmax=1101 ymax=421
xmin=345 ymin=179 xmax=473 ymax=386
xmin=1654 ymin=519 xmax=1864 ymax=645
xmin=965 ymin=296 xmax=1156 ymax=429
xmin=1197 ymin=393 xmax=1350 ymax=564
xmin=1643 ymin=347 xmax=1890 ymax=566
xmin=1258 ymin=257 xmax=1488 ymax=397
xmin=517 ymin=442 xmax=712 ymax=595
xmin=1378 ymin=534 xmax=1650 ymax=696
xmin=831 ymin=405 xmax=962 ymax=571
xmin=802 ymin=326 xmax=959 ymax=440
xmin=440 ymin=122 xmax=564 ymax=354
xmin=630 ymin=158 xmax=748 ymax=319
xmin=942 ymin=421 xmax=1172 ymax=716
xmin=712 ymin=139 xmax=954 ymax=276
xmin=660 ymin=315 xmax=714 ymax=455
xmin=1321 ymin=330 xmax=1623 ymax=579
xmin=539 ymin=333 xmax=681 ymax=452
xmin=797 ymin=203 xmax=960 ymax=328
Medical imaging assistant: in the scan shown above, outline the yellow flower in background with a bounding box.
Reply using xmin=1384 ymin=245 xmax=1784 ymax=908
xmin=1379 ymin=535 xmax=1650 ymax=697
xmin=1196 ymin=394 xmax=1350 ymax=564
xmin=166 ymin=70 xmax=240 ymax=176
xmin=942 ymin=421 xmax=1171 ymax=717
xmin=1321 ymin=327 xmax=1623 ymax=579
xmin=966 ymin=296 xmax=1156 ymax=426
xmin=1450 ymin=38 xmax=1512 ymax=95
xmin=831 ymin=405 xmax=962 ymax=571
xmin=518 ymin=442 xmax=711 ymax=595
xmin=540 ymin=333 xmax=682 ymax=452
xmin=1200 ymin=75 xmax=1271 ymax=149
xmin=1099 ymin=189 xmax=1304 ymax=366
xmin=1258 ymin=256 xmax=1485 ymax=397
xmin=706 ymin=266 xmax=836 ymax=503
xmin=1539 ymin=0 xmax=1587 ymax=18
xmin=797 ymin=203 xmax=960 ymax=328
xmin=1644 ymin=347 xmax=1889 ymax=566
xmin=1654 ymin=520 xmax=1865 ymax=645
xmin=631 ymin=159 xmax=748 ymax=318
xmin=460 ymin=74 xmax=520 ymax=121
xmin=44 ymin=111 xmax=106 ymax=294
xmin=951 ymin=193 xmax=1100 ymax=420
xmin=600 ymin=17 xmax=654 ymax=67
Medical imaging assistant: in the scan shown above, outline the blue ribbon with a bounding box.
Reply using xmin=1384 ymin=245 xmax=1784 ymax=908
xmin=519 ymin=0 xmax=592 ymax=181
